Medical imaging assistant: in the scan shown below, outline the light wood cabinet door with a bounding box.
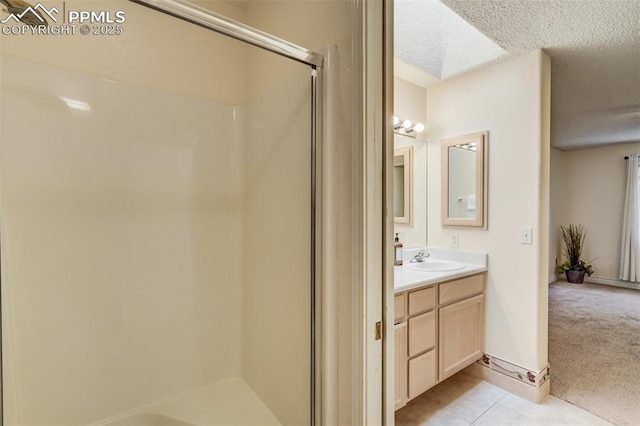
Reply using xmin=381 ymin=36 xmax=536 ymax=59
xmin=408 ymin=349 xmax=436 ymax=399
xmin=394 ymin=323 xmax=408 ymax=410
xmin=438 ymin=294 xmax=484 ymax=381
xmin=408 ymin=310 xmax=436 ymax=357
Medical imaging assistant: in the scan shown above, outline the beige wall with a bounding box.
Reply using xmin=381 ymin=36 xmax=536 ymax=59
xmin=426 ymin=51 xmax=551 ymax=372
xmin=549 ymin=148 xmax=567 ymax=280
xmin=394 ymin=77 xmax=427 ymax=247
xmin=557 ymin=142 xmax=640 ymax=284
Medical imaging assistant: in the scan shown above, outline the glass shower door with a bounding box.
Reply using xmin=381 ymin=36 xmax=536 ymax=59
xmin=0 ymin=1 xmax=318 ymax=424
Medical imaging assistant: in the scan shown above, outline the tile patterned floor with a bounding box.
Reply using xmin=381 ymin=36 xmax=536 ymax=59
xmin=395 ymin=372 xmax=613 ymax=426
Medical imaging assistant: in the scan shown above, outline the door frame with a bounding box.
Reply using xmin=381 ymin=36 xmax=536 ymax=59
xmin=352 ymin=0 xmax=393 ymax=424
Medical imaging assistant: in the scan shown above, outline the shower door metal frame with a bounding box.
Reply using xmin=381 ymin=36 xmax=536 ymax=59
xmin=125 ymin=1 xmax=325 ymax=424
xmin=129 ymin=0 xmax=324 ymax=68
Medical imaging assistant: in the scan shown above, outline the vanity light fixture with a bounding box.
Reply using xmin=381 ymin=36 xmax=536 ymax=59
xmin=393 ymin=115 xmax=425 ymax=138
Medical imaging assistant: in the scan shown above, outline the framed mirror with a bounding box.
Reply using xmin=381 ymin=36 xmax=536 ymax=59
xmin=441 ymin=131 xmax=488 ymax=228
xmin=394 ymin=146 xmax=413 ymax=225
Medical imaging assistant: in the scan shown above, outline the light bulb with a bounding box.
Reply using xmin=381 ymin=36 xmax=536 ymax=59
xmin=393 ymin=116 xmax=400 ymax=126
xmin=402 ymin=119 xmax=412 ymax=130
xmin=413 ymin=123 xmax=425 ymax=133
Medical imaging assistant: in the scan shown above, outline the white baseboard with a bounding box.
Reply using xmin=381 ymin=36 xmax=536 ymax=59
xmin=585 ymin=275 xmax=640 ymax=290
xmin=552 ymin=274 xmax=640 ymax=291
xmin=465 ymin=364 xmax=550 ymax=404
xmin=464 ymin=354 xmax=550 ymax=404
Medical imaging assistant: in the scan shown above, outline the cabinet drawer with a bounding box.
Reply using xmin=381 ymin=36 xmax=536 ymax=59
xmin=408 ymin=349 xmax=436 ymax=399
xmin=394 ymin=293 xmax=406 ymax=324
xmin=439 ymin=274 xmax=484 ymax=305
xmin=408 ymin=286 xmax=436 ymax=316
xmin=408 ymin=310 xmax=436 ymax=357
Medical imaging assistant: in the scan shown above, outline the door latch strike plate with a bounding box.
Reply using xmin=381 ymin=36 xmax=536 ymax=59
xmin=375 ymin=321 xmax=382 ymax=340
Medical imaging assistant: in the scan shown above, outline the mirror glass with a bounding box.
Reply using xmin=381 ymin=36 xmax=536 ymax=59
xmin=394 ymin=154 xmax=406 ymax=217
xmin=394 ymin=146 xmax=413 ymax=225
xmin=447 ymin=144 xmax=477 ymax=219
xmin=442 ymin=131 xmax=487 ymax=228
xmin=393 ymin=132 xmax=427 ymax=248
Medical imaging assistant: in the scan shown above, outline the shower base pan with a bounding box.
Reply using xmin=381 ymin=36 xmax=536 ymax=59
xmin=106 ymin=413 xmax=194 ymax=426
xmin=100 ymin=377 xmax=281 ymax=426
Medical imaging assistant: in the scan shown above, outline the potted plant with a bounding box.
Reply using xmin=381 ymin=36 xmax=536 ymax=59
xmin=557 ymin=224 xmax=594 ymax=284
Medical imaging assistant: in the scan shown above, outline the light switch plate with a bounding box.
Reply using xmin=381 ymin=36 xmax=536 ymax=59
xmin=521 ymin=227 xmax=532 ymax=244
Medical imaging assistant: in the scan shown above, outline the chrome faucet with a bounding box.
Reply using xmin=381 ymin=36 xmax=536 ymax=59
xmin=410 ymin=251 xmax=430 ymax=263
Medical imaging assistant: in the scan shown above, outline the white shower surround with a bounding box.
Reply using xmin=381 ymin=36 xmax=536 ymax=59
xmin=99 ymin=378 xmax=281 ymax=426
xmin=0 ymin=44 xmax=313 ymax=423
xmin=0 ymin=56 xmax=243 ymax=423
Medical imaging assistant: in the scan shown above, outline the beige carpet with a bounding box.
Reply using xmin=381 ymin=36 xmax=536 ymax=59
xmin=549 ymin=281 xmax=640 ymax=426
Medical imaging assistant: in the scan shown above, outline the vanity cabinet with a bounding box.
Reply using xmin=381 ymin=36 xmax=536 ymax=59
xmin=394 ymin=272 xmax=485 ymax=410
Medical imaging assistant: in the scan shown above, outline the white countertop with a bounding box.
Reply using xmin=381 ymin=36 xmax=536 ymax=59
xmin=394 ymin=247 xmax=488 ymax=293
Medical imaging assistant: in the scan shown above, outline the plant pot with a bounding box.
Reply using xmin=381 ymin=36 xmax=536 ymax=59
xmin=566 ymin=270 xmax=586 ymax=284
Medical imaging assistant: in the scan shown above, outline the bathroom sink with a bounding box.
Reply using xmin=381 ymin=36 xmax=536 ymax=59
xmin=404 ymin=260 xmax=465 ymax=272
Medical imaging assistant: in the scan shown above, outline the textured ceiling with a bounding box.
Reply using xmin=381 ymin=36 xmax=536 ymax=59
xmin=395 ymin=0 xmax=507 ymax=79
xmin=396 ymin=0 xmax=640 ymax=150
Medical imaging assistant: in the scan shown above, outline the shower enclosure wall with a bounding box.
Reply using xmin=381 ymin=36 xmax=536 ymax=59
xmin=0 ymin=1 xmax=323 ymax=424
